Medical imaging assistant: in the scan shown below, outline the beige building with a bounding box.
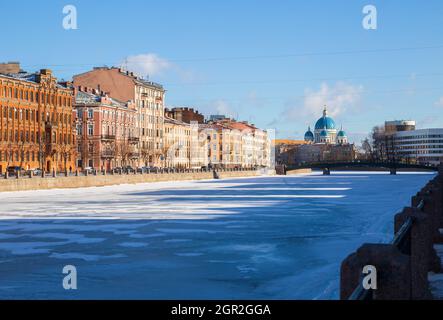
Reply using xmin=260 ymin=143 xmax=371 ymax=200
xmin=163 ymin=117 xmax=209 ymax=169
xmin=164 ymin=116 xmax=192 ymax=169
xmin=198 ymin=119 xmax=271 ymax=169
xmin=73 ymin=67 xmax=166 ymax=167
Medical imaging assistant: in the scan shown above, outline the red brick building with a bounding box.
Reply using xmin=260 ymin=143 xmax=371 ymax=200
xmin=0 ymin=66 xmax=76 ymax=174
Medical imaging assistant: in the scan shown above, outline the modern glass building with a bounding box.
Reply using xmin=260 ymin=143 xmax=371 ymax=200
xmin=392 ymin=128 xmax=443 ymax=165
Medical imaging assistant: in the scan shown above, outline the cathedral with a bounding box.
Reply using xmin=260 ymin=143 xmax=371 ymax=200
xmin=304 ymin=107 xmax=348 ymax=145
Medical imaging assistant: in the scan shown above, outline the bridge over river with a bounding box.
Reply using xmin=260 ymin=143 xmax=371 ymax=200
xmin=284 ymin=161 xmax=438 ymax=175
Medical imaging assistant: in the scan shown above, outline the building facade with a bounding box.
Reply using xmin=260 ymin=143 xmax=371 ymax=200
xmin=294 ymin=143 xmax=356 ymax=164
xmin=391 ymin=128 xmax=443 ymax=165
xmin=73 ymin=67 xmax=166 ymax=167
xmin=274 ymin=140 xmax=309 ymax=165
xmin=199 ymin=119 xmax=271 ymax=169
xmin=0 ymin=67 xmax=76 ymax=174
xmin=164 ymin=116 xmax=192 ymax=169
xmin=74 ymin=88 xmax=138 ymax=171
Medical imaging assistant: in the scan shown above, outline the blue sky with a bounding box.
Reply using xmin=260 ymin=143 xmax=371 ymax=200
xmin=1 ymin=0 xmax=443 ymax=143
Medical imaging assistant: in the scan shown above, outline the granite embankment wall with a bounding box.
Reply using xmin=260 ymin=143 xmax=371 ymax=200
xmin=340 ymin=166 xmax=443 ymax=300
xmin=0 ymin=170 xmax=263 ymax=193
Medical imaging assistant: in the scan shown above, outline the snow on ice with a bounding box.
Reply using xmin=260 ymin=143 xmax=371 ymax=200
xmin=0 ymin=172 xmax=435 ymax=299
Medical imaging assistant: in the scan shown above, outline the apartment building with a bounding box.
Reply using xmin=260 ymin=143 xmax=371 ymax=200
xmin=164 ymin=116 xmax=192 ymax=169
xmin=74 ymin=87 xmax=138 ymax=171
xmin=0 ymin=65 xmax=76 ymax=174
xmin=199 ymin=119 xmax=271 ymax=169
xmin=73 ymin=67 xmax=166 ymax=167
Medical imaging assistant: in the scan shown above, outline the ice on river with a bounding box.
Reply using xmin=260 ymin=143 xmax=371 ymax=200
xmin=0 ymin=172 xmax=434 ymax=299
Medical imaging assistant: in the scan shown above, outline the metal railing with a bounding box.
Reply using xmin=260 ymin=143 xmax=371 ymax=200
xmin=348 ymin=199 xmax=425 ymax=300
xmin=0 ymin=166 xmax=260 ymax=179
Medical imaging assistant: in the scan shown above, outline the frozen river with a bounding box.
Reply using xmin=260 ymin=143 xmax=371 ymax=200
xmin=0 ymin=172 xmax=435 ymax=299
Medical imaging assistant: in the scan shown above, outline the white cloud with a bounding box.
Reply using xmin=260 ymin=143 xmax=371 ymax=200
xmin=301 ymin=82 xmax=363 ymax=118
xmin=282 ymin=82 xmax=363 ymax=125
xmin=122 ymin=53 xmax=172 ymax=77
xmin=213 ymin=100 xmax=235 ymax=117
xmin=435 ymin=97 xmax=443 ymax=107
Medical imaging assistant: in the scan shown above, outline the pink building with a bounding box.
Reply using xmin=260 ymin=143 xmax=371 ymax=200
xmin=74 ymin=87 xmax=139 ymax=171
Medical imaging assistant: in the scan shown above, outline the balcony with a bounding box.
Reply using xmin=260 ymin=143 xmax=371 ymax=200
xmin=129 ymin=152 xmax=140 ymax=159
xmin=101 ymin=151 xmax=115 ymax=158
xmin=101 ymin=135 xmax=116 ymax=141
xmin=128 ymin=136 xmax=140 ymax=143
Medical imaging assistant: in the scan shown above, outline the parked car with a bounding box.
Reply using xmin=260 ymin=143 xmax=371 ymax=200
xmin=7 ymin=166 xmax=25 ymax=175
xmin=84 ymin=167 xmax=94 ymax=174
xmin=111 ymin=167 xmax=122 ymax=174
xmin=28 ymin=168 xmax=43 ymax=176
xmin=123 ymin=166 xmax=135 ymax=173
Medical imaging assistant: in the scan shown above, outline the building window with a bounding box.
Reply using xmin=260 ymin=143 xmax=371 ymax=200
xmin=88 ymin=109 xmax=93 ymax=119
xmin=88 ymin=124 xmax=93 ymax=136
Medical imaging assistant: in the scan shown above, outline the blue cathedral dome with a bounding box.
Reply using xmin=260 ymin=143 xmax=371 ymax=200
xmin=304 ymin=127 xmax=314 ymax=141
xmin=320 ymin=129 xmax=328 ymax=137
xmin=337 ymin=130 xmax=347 ymax=137
xmin=315 ymin=107 xmax=336 ymax=130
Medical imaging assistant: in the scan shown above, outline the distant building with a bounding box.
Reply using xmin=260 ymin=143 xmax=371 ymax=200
xmin=164 ymin=116 xmax=207 ymax=169
xmin=274 ymin=140 xmax=309 ymax=165
xmin=373 ymin=120 xmax=442 ymax=165
xmin=165 ymin=107 xmax=204 ymax=124
xmin=295 ymin=144 xmax=356 ymax=164
xmin=209 ymin=115 xmax=228 ymax=122
xmin=288 ymin=106 xmax=355 ymax=164
xmin=385 ymin=120 xmax=416 ymax=135
xmin=199 ymin=119 xmax=271 ymax=169
xmin=303 ymin=107 xmax=349 ymax=145
xmin=214 ymin=119 xmax=270 ymax=168
xmin=391 ymin=128 xmax=443 ymax=165
xmin=0 ymin=62 xmax=21 ymax=75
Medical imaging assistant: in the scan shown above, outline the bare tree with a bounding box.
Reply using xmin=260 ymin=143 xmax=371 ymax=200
xmin=59 ymin=142 xmax=72 ymax=174
xmin=361 ymin=137 xmax=373 ymax=161
xmin=140 ymin=146 xmax=152 ymax=167
xmin=371 ymin=125 xmax=387 ymax=162
xmin=117 ymin=138 xmax=131 ymax=167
